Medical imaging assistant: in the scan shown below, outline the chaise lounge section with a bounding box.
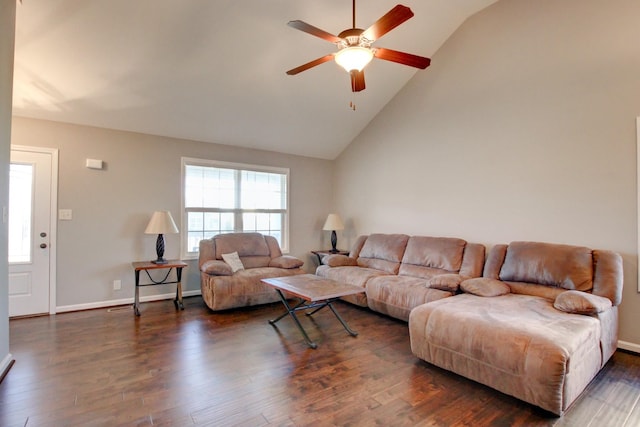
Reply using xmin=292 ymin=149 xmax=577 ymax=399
xmin=409 ymin=241 xmax=623 ymax=415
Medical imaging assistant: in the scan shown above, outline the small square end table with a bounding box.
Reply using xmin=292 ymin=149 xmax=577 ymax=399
xmin=132 ymin=260 xmax=188 ymax=316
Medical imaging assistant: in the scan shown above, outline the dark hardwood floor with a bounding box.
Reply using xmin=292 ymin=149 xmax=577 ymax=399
xmin=1 ymin=296 xmax=639 ymax=426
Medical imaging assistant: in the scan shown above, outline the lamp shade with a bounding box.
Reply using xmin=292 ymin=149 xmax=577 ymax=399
xmin=322 ymin=213 xmax=344 ymax=231
xmin=334 ymin=46 xmax=374 ymax=72
xmin=144 ymin=211 xmax=179 ymax=234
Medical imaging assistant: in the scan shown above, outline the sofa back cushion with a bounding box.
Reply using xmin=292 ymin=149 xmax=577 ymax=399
xmin=401 ymin=236 xmax=466 ymax=271
xmin=214 ymin=232 xmax=271 ymax=268
xmin=398 ymin=236 xmax=467 ymax=279
xmin=357 ymin=234 xmax=409 ymax=274
xmin=499 ymin=241 xmax=593 ymax=291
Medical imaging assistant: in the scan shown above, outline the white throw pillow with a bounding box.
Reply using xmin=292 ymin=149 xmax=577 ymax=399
xmin=221 ymin=252 xmax=245 ymax=273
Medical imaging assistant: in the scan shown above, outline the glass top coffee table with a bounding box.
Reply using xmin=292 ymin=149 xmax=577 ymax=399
xmin=262 ymin=274 xmax=364 ymax=349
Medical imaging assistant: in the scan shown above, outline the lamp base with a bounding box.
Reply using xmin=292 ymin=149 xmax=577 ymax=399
xmin=330 ymin=230 xmax=338 ymax=253
xmin=152 ymin=234 xmax=167 ymax=265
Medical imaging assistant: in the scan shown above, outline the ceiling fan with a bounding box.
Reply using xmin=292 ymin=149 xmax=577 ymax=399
xmin=286 ymin=1 xmax=431 ymax=93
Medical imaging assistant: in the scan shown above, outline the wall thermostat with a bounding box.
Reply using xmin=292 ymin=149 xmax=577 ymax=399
xmin=86 ymin=159 xmax=103 ymax=170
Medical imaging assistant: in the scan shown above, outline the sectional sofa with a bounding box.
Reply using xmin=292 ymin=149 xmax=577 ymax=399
xmin=316 ymin=233 xmax=486 ymax=321
xmin=316 ymin=234 xmax=624 ymax=416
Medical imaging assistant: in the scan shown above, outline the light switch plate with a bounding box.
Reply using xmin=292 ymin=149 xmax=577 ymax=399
xmin=59 ymin=209 xmax=73 ymax=220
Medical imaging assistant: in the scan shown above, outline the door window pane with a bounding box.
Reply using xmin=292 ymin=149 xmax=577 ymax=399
xmin=9 ymin=164 xmax=33 ymax=264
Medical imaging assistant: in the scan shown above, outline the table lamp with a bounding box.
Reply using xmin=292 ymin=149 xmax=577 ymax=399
xmin=323 ymin=213 xmax=344 ymax=253
xmin=144 ymin=210 xmax=179 ymax=264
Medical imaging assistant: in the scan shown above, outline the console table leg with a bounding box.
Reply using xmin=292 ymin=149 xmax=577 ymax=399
xmin=269 ymin=290 xmax=318 ymax=349
xmin=327 ymin=302 xmax=358 ymax=336
xmin=269 ymin=298 xmax=306 ymax=324
xmin=134 ymin=270 xmax=141 ymax=316
xmin=305 ymin=304 xmax=327 ymax=316
xmin=174 ymin=267 xmax=184 ymax=310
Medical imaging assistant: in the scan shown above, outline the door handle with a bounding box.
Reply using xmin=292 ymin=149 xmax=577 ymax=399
xmin=40 ymin=243 xmax=47 ymax=249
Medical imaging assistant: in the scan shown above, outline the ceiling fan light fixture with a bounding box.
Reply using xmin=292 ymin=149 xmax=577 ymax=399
xmin=334 ymin=46 xmax=374 ymax=72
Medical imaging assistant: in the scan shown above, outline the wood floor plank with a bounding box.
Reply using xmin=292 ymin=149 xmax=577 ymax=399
xmin=1 ymin=297 xmax=639 ymax=426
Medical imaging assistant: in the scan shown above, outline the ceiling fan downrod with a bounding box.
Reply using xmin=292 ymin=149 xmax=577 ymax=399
xmin=352 ymin=0 xmax=356 ymax=29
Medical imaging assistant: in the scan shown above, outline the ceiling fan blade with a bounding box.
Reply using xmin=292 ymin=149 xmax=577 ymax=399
xmin=350 ymin=70 xmax=365 ymax=92
xmin=287 ymin=20 xmax=342 ymax=44
xmin=286 ymin=54 xmax=335 ymax=75
xmin=361 ymin=5 xmax=414 ymax=42
xmin=374 ymin=47 xmax=431 ymax=69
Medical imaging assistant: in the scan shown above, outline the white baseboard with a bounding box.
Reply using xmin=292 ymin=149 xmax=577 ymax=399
xmin=0 ymin=353 xmax=14 ymax=381
xmin=56 ymin=290 xmax=202 ymax=313
xmin=618 ymin=340 xmax=640 ymax=354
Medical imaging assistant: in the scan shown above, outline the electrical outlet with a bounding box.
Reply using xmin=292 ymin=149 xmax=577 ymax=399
xmin=59 ymin=209 xmax=73 ymax=220
xmin=113 ymin=280 xmax=121 ymax=290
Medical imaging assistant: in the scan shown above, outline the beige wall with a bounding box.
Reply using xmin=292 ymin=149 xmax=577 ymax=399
xmin=11 ymin=117 xmax=333 ymax=308
xmin=0 ymin=0 xmax=16 ymax=370
xmin=334 ymin=0 xmax=640 ymax=346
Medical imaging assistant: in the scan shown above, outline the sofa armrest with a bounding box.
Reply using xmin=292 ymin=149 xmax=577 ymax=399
xmin=201 ymin=260 xmax=233 ymax=276
xmin=483 ymin=244 xmax=508 ymax=279
xmin=553 ymin=290 xmax=612 ymax=314
xmin=323 ymin=254 xmax=358 ymax=267
xmin=269 ymin=255 xmax=303 ymax=269
xmin=459 ymin=243 xmax=486 ymax=278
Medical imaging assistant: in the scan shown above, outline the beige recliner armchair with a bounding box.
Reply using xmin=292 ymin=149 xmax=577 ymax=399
xmin=199 ymin=232 xmax=304 ymax=311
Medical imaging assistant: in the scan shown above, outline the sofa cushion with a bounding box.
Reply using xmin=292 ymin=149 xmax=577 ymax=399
xmin=504 ymin=281 xmax=566 ymax=301
xmin=398 ymin=264 xmax=451 ymax=280
xmin=239 ymin=256 xmax=271 ymax=269
xmin=316 ymin=265 xmax=390 ymax=289
xmin=402 ymin=236 xmax=466 ymax=271
xmin=499 ymin=241 xmax=593 ymax=291
xmin=428 ymin=274 xmax=467 ymax=292
xmin=214 ymin=232 xmax=270 ymax=259
xmin=269 ymin=256 xmax=304 ymax=269
xmin=323 ymin=254 xmax=358 ymax=267
xmin=409 ymin=293 xmax=603 ymax=415
xmin=366 ymin=275 xmax=452 ymax=321
xmin=357 ymin=234 xmax=409 ymax=274
xmin=316 ymin=264 xmax=391 ymax=307
xmin=461 ymin=278 xmax=510 ymax=297
xmin=554 ymin=290 xmax=612 ymax=315
xmin=222 ymin=252 xmax=245 ymax=273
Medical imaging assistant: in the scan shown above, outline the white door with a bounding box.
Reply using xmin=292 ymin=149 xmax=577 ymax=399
xmin=8 ymin=148 xmax=55 ymax=317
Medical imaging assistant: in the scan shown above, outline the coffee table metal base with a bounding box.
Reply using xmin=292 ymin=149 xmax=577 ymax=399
xmin=269 ymin=289 xmax=358 ymax=349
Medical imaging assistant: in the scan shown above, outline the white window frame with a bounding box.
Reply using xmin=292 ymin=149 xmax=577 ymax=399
xmin=181 ymin=157 xmax=290 ymax=259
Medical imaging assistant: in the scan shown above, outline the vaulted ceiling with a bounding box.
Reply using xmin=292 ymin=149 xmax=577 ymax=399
xmin=12 ymin=0 xmax=497 ymax=159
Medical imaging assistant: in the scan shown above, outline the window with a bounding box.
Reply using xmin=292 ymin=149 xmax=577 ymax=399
xmin=182 ymin=158 xmax=289 ymax=258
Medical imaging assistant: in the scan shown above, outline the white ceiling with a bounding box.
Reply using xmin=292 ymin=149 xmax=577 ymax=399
xmin=12 ymin=0 xmax=497 ymax=159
